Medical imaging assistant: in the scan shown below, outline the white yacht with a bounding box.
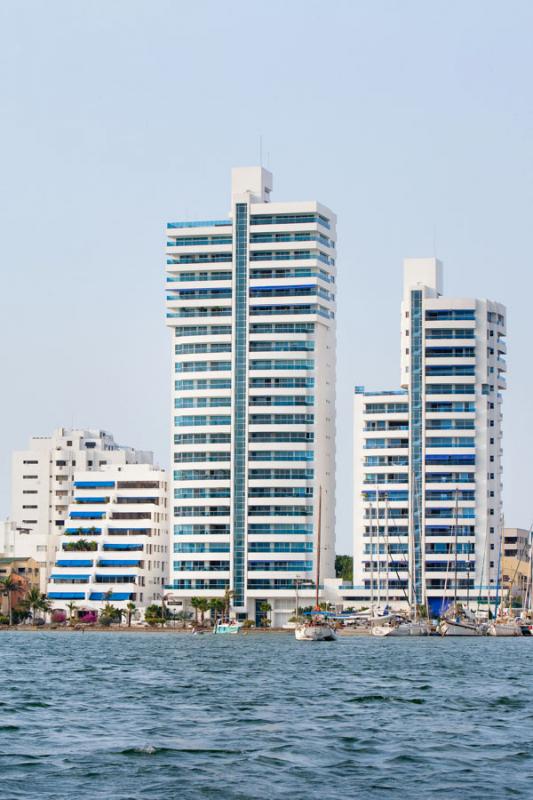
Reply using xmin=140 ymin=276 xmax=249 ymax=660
xmin=295 ymin=621 xmax=337 ymax=641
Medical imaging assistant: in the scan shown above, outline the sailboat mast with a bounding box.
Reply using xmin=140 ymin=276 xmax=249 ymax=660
xmin=315 ymin=486 xmax=322 ymax=610
xmin=454 ymin=487 xmax=459 ymax=609
xmin=385 ymin=492 xmax=390 ymax=607
xmin=369 ymin=491 xmax=374 ymax=612
xmin=376 ymin=481 xmax=381 ymax=608
xmin=494 ymin=516 xmax=504 ymax=619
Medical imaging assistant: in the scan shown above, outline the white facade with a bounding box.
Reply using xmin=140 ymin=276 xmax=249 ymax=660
xmin=47 ymin=464 xmax=168 ymax=614
xmin=166 ymin=167 xmax=336 ymax=625
xmin=0 ymin=519 xmax=19 ymax=558
xmin=352 ymin=258 xmax=506 ymax=614
xmin=11 ymin=428 xmax=153 ymax=590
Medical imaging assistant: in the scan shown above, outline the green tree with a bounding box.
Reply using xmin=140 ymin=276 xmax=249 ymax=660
xmin=208 ymin=597 xmax=224 ymax=623
xmin=99 ymin=603 xmax=122 ymax=626
xmin=20 ymin=587 xmax=51 ymax=622
xmin=126 ymin=601 xmax=137 ymax=627
xmin=190 ymin=596 xmax=202 ymax=624
xmin=196 ymin=598 xmax=210 ymax=625
xmin=223 ymin=588 xmax=234 ymax=619
xmin=335 ymin=555 xmax=353 ymax=583
xmin=0 ymin=575 xmax=19 ymax=626
xmin=65 ymin=601 xmax=78 ymax=625
xmin=259 ymin=601 xmax=272 ymax=628
xmin=144 ymin=604 xmax=164 ymax=626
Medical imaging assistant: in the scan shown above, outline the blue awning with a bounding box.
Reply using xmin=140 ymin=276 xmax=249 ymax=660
xmin=48 ymin=592 xmax=85 ymax=599
xmin=75 ymin=497 xmax=108 ymax=503
xmin=51 ymin=574 xmax=90 ymax=580
xmin=103 ymin=543 xmax=143 ymax=551
xmin=74 ymin=481 xmax=115 ymax=488
xmin=99 ymin=560 xmax=140 ymax=566
xmin=70 ymin=511 xmax=105 ymax=518
xmin=57 ymin=560 xmax=93 ymax=567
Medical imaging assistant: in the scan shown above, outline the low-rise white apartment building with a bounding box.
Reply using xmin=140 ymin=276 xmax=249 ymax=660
xmin=351 ymin=258 xmax=506 ymax=615
xmin=11 ymin=428 xmax=153 ymax=589
xmin=47 ymin=464 xmax=168 ymax=617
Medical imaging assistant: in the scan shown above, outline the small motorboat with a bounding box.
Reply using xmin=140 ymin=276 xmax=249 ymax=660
xmin=213 ymin=620 xmax=241 ymax=634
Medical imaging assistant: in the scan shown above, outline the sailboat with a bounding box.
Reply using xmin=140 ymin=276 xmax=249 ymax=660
xmin=438 ymin=490 xmax=484 ymax=636
xmin=486 ymin=619 xmax=522 ymax=636
xmin=371 ymin=492 xmax=430 ymax=637
xmin=438 ymin=604 xmax=485 ymax=636
xmin=295 ymin=488 xmax=337 ymax=642
xmin=486 ymin=521 xmax=527 ymax=636
xmin=372 ymin=616 xmax=430 ymax=637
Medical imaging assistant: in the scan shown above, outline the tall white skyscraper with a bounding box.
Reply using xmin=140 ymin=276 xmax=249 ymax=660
xmin=166 ymin=167 xmax=336 ymax=625
xmin=353 ymin=258 xmax=506 ymax=614
xmin=11 ymin=428 xmax=153 ymax=589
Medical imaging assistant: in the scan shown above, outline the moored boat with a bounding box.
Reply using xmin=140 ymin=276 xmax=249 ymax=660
xmin=294 ymin=486 xmax=336 ymax=643
xmin=372 ymin=618 xmax=430 ymax=637
xmin=438 ymin=618 xmax=484 ymax=636
xmin=486 ymin=620 xmax=523 ymax=637
xmin=295 ymin=621 xmax=337 ymax=641
xmin=213 ymin=620 xmax=241 ymax=634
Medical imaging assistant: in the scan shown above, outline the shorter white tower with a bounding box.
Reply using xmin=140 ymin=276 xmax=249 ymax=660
xmin=47 ymin=464 xmax=168 ymax=617
xmin=353 ymin=259 xmax=506 ymax=614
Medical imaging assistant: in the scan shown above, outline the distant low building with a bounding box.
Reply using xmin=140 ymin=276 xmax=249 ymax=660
xmin=46 ymin=464 xmax=168 ymax=619
xmin=501 ymin=527 xmax=530 ymax=605
xmin=11 ymin=428 xmax=153 ymax=590
xmin=0 ymin=556 xmax=41 ymax=617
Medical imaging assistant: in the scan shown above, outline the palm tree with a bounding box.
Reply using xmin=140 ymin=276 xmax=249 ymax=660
xmin=259 ymin=601 xmax=272 ymax=628
xmin=20 ymin=587 xmax=48 ymax=622
xmin=208 ymin=597 xmax=224 ymax=622
xmin=65 ymin=601 xmax=78 ymax=625
xmin=190 ymin=596 xmax=201 ymax=624
xmin=197 ymin=598 xmax=209 ymax=626
xmin=126 ymin=601 xmax=136 ymax=627
xmin=0 ymin=575 xmax=19 ymax=626
xmin=223 ymin=588 xmax=234 ymax=619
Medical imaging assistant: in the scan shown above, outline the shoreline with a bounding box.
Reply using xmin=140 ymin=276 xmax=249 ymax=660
xmin=0 ymin=625 xmax=370 ymax=635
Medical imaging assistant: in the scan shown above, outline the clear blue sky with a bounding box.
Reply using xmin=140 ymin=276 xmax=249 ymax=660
xmin=1 ymin=1 xmax=532 ymax=551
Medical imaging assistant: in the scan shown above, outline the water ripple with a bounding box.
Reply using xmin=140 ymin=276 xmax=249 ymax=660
xmin=1 ymin=632 xmax=532 ymax=799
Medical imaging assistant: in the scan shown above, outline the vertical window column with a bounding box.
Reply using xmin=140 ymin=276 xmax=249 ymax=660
xmin=232 ymin=203 xmax=248 ymax=608
xmin=410 ymin=290 xmax=424 ymax=607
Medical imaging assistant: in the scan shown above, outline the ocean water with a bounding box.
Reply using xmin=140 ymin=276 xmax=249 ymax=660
xmin=1 ymin=632 xmax=532 ymax=800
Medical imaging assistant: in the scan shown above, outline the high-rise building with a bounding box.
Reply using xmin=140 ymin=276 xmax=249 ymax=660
xmin=352 ymin=258 xmax=506 ymax=614
xmin=47 ymin=464 xmax=168 ymax=617
xmin=11 ymin=428 xmax=153 ymax=590
xmin=165 ymin=167 xmax=336 ymax=625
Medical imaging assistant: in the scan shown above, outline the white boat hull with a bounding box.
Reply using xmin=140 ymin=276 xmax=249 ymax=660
xmin=372 ymin=621 xmax=430 ymax=637
xmin=295 ymin=624 xmax=336 ymax=641
xmin=213 ymin=623 xmax=241 ymax=634
xmin=487 ymin=622 xmax=522 ymax=637
xmin=439 ymin=620 xmax=483 ymax=636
